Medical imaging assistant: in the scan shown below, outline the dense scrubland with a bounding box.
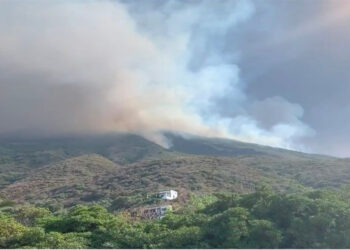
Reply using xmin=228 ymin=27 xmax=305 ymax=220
xmin=1 ymin=134 xmax=350 ymax=248
xmin=2 ymin=187 xmax=350 ymax=248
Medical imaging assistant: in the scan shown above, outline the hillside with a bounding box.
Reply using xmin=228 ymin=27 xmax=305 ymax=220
xmin=1 ymin=133 xmax=350 ymax=207
xmin=3 ymin=188 xmax=350 ymax=249
xmin=169 ymin=135 xmax=350 ymax=188
xmin=0 ymin=155 xmax=120 ymax=207
xmin=0 ymin=134 xmax=176 ymax=189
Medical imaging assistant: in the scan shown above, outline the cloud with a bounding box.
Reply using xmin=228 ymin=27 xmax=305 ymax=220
xmin=0 ymin=0 xmax=313 ymax=149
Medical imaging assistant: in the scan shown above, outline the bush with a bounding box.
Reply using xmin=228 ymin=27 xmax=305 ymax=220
xmin=3 ymin=188 xmax=350 ymax=248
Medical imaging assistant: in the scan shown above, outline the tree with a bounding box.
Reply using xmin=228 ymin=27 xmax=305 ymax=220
xmin=14 ymin=205 xmax=51 ymax=226
xmin=245 ymin=220 xmax=282 ymax=248
xmin=158 ymin=226 xmax=203 ymax=248
xmin=0 ymin=215 xmax=26 ymax=248
xmin=36 ymin=232 xmax=89 ymax=249
xmin=205 ymin=207 xmax=249 ymax=248
xmin=41 ymin=205 xmax=112 ymax=233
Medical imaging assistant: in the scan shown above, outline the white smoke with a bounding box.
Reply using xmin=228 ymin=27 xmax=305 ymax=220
xmin=0 ymin=0 xmax=313 ymax=149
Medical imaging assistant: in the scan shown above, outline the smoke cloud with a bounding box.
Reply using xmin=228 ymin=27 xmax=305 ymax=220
xmin=0 ymin=0 xmax=313 ymax=150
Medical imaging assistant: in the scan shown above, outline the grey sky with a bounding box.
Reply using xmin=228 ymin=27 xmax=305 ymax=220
xmin=235 ymin=0 xmax=350 ymax=156
xmin=0 ymin=0 xmax=350 ymax=156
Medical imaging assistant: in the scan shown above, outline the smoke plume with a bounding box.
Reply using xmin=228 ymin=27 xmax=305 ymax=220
xmin=0 ymin=0 xmax=313 ymax=149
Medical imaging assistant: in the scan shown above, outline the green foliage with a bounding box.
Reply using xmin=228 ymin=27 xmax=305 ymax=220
xmin=5 ymin=135 xmax=350 ymax=248
xmin=109 ymin=193 xmax=161 ymax=211
xmin=245 ymin=220 xmax=282 ymax=248
xmin=2 ymin=189 xmax=350 ymax=248
xmin=0 ymin=215 xmax=26 ymax=248
xmin=41 ymin=205 xmax=113 ymax=233
xmin=205 ymin=207 xmax=250 ymax=248
xmin=185 ymin=194 xmax=218 ymax=212
xmin=3 ymin=135 xmax=350 ymax=208
xmin=158 ymin=226 xmax=203 ymax=248
xmin=36 ymin=232 xmax=89 ymax=249
xmin=14 ymin=205 xmax=51 ymax=226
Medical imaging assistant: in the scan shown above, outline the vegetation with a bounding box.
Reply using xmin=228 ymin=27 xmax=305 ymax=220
xmin=2 ymin=134 xmax=350 ymax=248
xmin=0 ymin=154 xmax=309 ymax=206
xmin=1 ymin=187 xmax=350 ymax=248
xmin=0 ymin=134 xmax=176 ymax=189
xmin=1 ymin=134 xmax=350 ymax=206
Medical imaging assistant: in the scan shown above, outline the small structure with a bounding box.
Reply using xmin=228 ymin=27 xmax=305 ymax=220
xmin=143 ymin=205 xmax=172 ymax=219
xmin=158 ymin=190 xmax=178 ymax=200
xmin=131 ymin=205 xmax=173 ymax=220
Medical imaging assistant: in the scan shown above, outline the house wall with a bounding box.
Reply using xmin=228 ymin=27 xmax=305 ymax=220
xmin=158 ymin=190 xmax=178 ymax=200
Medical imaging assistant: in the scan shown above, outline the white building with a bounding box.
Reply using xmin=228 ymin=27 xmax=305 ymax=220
xmin=158 ymin=190 xmax=178 ymax=200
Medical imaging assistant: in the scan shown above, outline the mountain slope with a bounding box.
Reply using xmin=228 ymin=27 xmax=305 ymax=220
xmin=1 ymin=133 xmax=350 ymax=207
xmin=0 ymin=154 xmax=306 ymax=206
xmin=169 ymin=135 xmax=350 ymax=189
xmin=0 ymin=134 xmax=176 ymax=188
xmin=0 ymin=154 xmax=120 ymax=206
xmin=169 ymin=134 xmax=329 ymax=159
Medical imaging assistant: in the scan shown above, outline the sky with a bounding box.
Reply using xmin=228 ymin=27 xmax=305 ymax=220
xmin=0 ymin=0 xmax=350 ymax=157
